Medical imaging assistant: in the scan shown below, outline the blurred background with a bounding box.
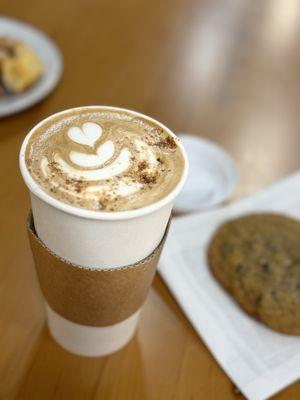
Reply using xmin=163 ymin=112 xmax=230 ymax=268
xmin=3 ymin=0 xmax=300 ymax=198
xmin=1 ymin=0 xmax=300 ymax=398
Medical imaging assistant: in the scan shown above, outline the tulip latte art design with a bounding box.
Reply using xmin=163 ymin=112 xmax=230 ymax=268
xmin=25 ymin=107 xmax=184 ymax=211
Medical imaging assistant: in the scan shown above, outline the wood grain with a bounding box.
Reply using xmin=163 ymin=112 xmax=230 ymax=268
xmin=1 ymin=0 xmax=300 ymax=398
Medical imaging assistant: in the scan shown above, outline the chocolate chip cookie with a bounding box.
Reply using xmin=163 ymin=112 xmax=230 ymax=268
xmin=208 ymin=213 xmax=300 ymax=334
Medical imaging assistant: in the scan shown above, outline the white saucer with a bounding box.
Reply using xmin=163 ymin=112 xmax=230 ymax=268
xmin=174 ymin=134 xmax=239 ymax=213
xmin=0 ymin=17 xmax=63 ymax=117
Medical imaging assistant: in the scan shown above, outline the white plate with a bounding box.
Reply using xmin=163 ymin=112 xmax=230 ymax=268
xmin=175 ymin=134 xmax=239 ymax=212
xmin=0 ymin=17 xmax=63 ymax=117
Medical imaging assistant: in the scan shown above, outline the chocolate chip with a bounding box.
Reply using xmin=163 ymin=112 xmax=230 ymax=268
xmin=236 ymin=263 xmax=246 ymax=273
xmin=255 ymin=294 xmax=263 ymax=305
xmin=259 ymin=258 xmax=270 ymax=273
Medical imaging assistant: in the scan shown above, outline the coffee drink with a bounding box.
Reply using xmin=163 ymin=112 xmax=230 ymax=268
xmin=20 ymin=106 xmax=188 ymax=356
xmin=25 ymin=107 xmax=184 ymax=211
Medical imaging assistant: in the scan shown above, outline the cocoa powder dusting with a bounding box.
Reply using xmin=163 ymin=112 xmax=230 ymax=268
xmin=156 ymin=136 xmax=177 ymax=149
xmin=74 ymin=180 xmax=84 ymax=193
xmin=138 ymin=161 xmax=148 ymax=171
xmin=139 ymin=173 xmax=157 ymax=184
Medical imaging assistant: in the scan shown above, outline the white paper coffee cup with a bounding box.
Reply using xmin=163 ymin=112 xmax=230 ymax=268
xmin=19 ymin=106 xmax=188 ymax=357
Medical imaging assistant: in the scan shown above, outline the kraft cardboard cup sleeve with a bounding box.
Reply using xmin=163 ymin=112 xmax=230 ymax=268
xmin=27 ymin=211 xmax=168 ymax=325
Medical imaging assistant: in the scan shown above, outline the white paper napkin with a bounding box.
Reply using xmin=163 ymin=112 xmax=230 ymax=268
xmin=159 ymin=172 xmax=300 ymax=400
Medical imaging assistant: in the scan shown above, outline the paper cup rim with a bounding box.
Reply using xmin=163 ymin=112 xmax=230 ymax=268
xmin=19 ymin=106 xmax=188 ymax=220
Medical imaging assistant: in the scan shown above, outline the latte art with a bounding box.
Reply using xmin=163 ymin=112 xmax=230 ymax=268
xmin=25 ymin=107 xmax=185 ymax=211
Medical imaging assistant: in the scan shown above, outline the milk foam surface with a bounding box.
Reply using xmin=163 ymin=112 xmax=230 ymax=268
xmin=25 ymin=107 xmax=184 ymax=211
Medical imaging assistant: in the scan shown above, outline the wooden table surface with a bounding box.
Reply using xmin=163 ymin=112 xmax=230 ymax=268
xmin=1 ymin=0 xmax=300 ymax=398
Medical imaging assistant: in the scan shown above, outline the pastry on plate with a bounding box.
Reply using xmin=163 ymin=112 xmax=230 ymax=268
xmin=208 ymin=213 xmax=300 ymax=334
xmin=0 ymin=36 xmax=43 ymax=93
